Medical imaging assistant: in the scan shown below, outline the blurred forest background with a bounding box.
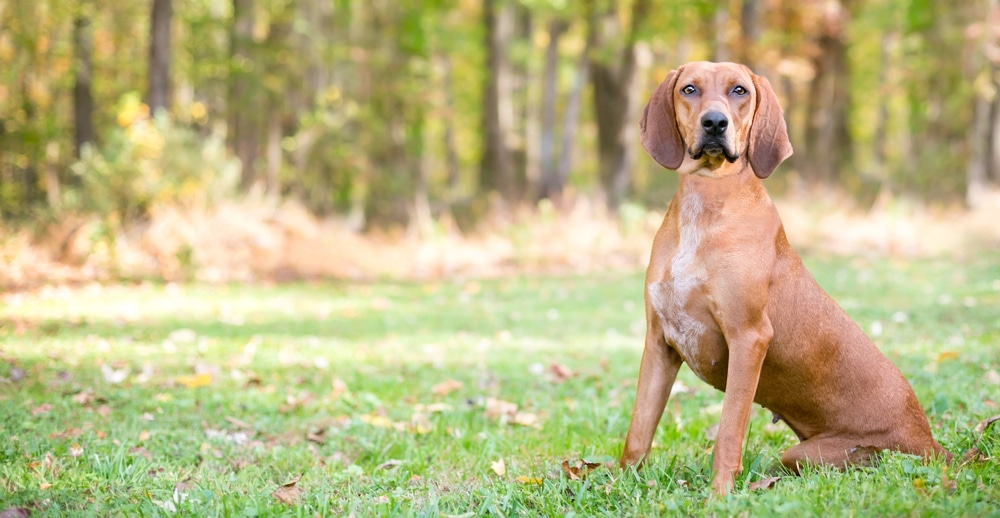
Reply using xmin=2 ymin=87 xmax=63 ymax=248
xmin=1 ymin=0 xmax=1000 ymax=287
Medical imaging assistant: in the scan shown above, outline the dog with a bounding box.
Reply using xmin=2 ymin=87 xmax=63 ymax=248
xmin=619 ymin=61 xmax=948 ymax=495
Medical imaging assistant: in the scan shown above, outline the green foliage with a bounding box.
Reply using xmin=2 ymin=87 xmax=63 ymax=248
xmin=65 ymin=93 xmax=239 ymax=224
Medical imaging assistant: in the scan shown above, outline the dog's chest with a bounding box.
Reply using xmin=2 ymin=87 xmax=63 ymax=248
xmin=647 ymin=194 xmax=717 ymax=380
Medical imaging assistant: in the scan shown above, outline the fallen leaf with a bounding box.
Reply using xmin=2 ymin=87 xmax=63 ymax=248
xmin=549 ymin=363 xmax=574 ymax=383
xmin=646 ymin=479 xmax=656 ymax=487
xmin=515 ymin=476 xmax=543 ymax=485
xmin=138 ymin=430 xmax=151 ymax=442
xmin=416 ymin=402 xmax=453 ymax=413
xmin=306 ymin=428 xmax=326 ymax=444
xmin=39 ymin=483 xmax=52 ymax=490
xmin=561 ymin=459 xmax=602 ymax=481
xmin=431 ymin=379 xmax=463 ymax=396
xmin=71 ymin=390 xmax=95 ymax=406
xmin=31 ymin=403 xmax=53 ymax=416
xmin=986 ymin=370 xmax=1000 ymax=385
xmin=95 ymin=405 xmax=112 ymax=417
xmin=225 ymin=416 xmax=254 ymax=430
xmin=376 ymin=459 xmax=403 ymax=470
xmin=490 ymin=458 xmax=506 ymax=477
xmin=484 ymin=398 xmax=518 ymax=420
xmin=936 ymin=351 xmax=960 ymax=363
xmin=0 ymin=508 xmax=31 ymax=518
xmin=511 ymin=411 xmax=540 ymax=428
xmin=704 ymin=423 xmax=720 ymax=441
xmin=175 ymin=373 xmax=213 ymax=389
xmin=128 ymin=447 xmax=152 ymax=460
xmin=100 ymin=364 xmax=129 ymax=384
xmin=272 ymin=474 xmax=304 ymax=505
xmin=974 ymin=414 xmax=1000 ymax=434
xmin=359 ymin=413 xmax=394 ymax=429
xmin=69 ymin=443 xmax=84 ymax=457
xmin=959 ymin=447 xmax=989 ymax=465
xmin=8 ymin=366 xmax=26 ymax=382
xmin=748 ymin=477 xmax=781 ymax=491
xmin=331 ymin=378 xmax=349 ymax=399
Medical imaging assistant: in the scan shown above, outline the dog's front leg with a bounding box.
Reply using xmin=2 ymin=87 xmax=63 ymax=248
xmin=710 ymin=313 xmax=773 ymax=495
xmin=621 ymin=322 xmax=682 ymax=467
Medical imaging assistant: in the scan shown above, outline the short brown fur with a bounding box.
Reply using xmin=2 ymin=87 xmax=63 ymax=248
xmin=621 ymin=61 xmax=948 ymax=495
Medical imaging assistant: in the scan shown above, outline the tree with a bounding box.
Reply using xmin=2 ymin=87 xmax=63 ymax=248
xmin=73 ymin=1 xmax=96 ymax=158
xmin=148 ymin=0 xmax=172 ymax=115
xmin=587 ymin=0 xmax=650 ymax=212
xmin=229 ymin=0 xmax=260 ymax=190
xmin=480 ymin=0 xmax=517 ymax=206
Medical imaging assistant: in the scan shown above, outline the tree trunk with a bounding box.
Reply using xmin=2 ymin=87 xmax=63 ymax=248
xmin=712 ymin=2 xmax=730 ymax=62
xmin=440 ymin=55 xmax=461 ymax=193
xmin=147 ymin=0 xmax=172 ymax=116
xmin=265 ymin=108 xmax=282 ymax=198
xmin=588 ymin=0 xmax=650 ymax=213
xmin=552 ymin=48 xmax=590 ymax=209
xmin=737 ymin=0 xmax=759 ymax=69
xmin=229 ymin=0 xmax=260 ymax=190
xmin=480 ymin=0 xmax=516 ymax=206
xmin=73 ymin=8 xmax=95 ymax=158
xmin=538 ymin=19 xmax=567 ymax=203
xmin=803 ymin=0 xmax=851 ymax=184
xmin=968 ymin=93 xmax=992 ymax=208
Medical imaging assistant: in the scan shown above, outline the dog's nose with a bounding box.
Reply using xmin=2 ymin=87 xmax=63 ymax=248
xmin=701 ymin=111 xmax=729 ymax=136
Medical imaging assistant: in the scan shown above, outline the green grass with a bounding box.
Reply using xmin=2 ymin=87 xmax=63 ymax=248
xmin=1 ymin=252 xmax=999 ymax=516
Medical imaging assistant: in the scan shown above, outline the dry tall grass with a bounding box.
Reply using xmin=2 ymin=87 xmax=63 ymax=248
xmin=2 ymin=193 xmax=997 ymax=291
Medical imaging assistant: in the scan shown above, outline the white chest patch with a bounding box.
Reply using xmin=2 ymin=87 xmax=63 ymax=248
xmin=648 ymin=194 xmax=708 ymax=378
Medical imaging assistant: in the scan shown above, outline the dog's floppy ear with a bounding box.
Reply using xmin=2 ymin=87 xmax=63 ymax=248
xmin=748 ymin=73 xmax=793 ymax=179
xmin=640 ymin=67 xmax=685 ymax=170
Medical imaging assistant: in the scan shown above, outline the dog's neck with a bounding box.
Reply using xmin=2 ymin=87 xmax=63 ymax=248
xmin=674 ymin=161 xmax=767 ymax=211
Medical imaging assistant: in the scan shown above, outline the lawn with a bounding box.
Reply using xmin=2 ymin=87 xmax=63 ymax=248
xmin=1 ymin=252 xmax=998 ymax=516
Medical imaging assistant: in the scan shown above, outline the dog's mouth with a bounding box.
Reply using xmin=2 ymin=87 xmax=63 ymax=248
xmin=690 ymin=138 xmax=739 ymax=163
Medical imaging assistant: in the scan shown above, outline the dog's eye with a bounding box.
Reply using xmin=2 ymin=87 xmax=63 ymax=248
xmin=681 ymin=85 xmax=697 ymax=95
xmin=732 ymin=85 xmax=749 ymax=96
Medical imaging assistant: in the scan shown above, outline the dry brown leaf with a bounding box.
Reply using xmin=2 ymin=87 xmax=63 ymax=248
xmin=305 ymin=427 xmax=326 ymax=444
xmin=561 ymin=459 xmax=602 ymax=481
xmin=128 ymin=446 xmax=152 ymax=460
xmin=704 ymin=423 xmax=720 ymax=441
xmin=431 ymin=379 xmax=463 ymax=396
xmin=68 ymin=443 xmax=84 ymax=457
xmin=959 ymin=447 xmax=989 ymax=465
xmin=39 ymin=483 xmax=52 ymax=490
xmin=484 ymin=398 xmax=518 ymax=420
xmin=272 ymin=484 xmax=302 ymax=505
xmin=225 ymin=416 xmax=254 ymax=430
xmin=31 ymin=403 xmax=53 ymax=416
xmin=331 ymin=378 xmax=348 ymax=399
xmin=985 ymin=370 xmax=1000 ymax=385
xmin=376 ymin=459 xmax=403 ymax=470
xmin=0 ymin=508 xmax=31 ymax=518
xmin=549 ymin=363 xmax=574 ymax=383
xmin=748 ymin=476 xmax=781 ymax=491
xmin=95 ymin=405 xmax=112 ymax=417
xmin=511 ymin=412 xmax=540 ymax=428
xmin=974 ymin=414 xmax=1000 ymax=434
xmin=71 ymin=390 xmax=95 ymax=406
xmin=138 ymin=430 xmax=151 ymax=442
xmin=490 ymin=458 xmax=506 ymax=477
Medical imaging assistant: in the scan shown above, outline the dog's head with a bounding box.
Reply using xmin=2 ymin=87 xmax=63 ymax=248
xmin=639 ymin=61 xmax=792 ymax=179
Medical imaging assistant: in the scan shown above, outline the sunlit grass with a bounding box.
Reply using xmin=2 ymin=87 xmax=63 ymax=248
xmin=1 ymin=252 xmax=998 ymax=515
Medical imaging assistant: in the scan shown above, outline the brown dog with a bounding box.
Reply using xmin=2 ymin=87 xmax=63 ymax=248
xmin=619 ymin=62 xmax=948 ymax=495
